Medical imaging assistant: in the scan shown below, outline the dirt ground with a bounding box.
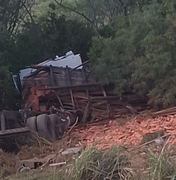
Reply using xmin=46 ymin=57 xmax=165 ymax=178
xmin=1 ymin=114 xmax=176 ymax=179
xmin=0 ymin=135 xmax=78 ymax=179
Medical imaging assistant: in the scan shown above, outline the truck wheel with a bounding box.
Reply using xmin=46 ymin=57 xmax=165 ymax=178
xmin=48 ymin=114 xmax=58 ymax=140
xmin=49 ymin=114 xmax=65 ymax=139
xmin=58 ymin=124 xmax=65 ymax=139
xmin=26 ymin=116 xmax=37 ymax=132
xmin=36 ymin=114 xmax=52 ymax=141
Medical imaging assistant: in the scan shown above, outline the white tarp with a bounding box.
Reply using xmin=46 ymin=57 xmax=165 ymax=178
xmin=19 ymin=51 xmax=83 ymax=80
xmin=37 ymin=52 xmax=82 ymax=69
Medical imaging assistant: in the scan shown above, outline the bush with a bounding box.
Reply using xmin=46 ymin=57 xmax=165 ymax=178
xmin=89 ymin=1 xmax=176 ymax=109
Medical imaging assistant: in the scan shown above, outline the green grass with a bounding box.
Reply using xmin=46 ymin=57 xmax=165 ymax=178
xmin=3 ymin=143 xmax=176 ymax=180
xmin=47 ymin=145 xmax=135 ymax=180
xmin=147 ymin=145 xmax=176 ymax=180
xmin=63 ymin=146 xmax=134 ymax=180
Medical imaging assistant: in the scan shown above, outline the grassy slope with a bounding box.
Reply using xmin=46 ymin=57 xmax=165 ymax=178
xmin=2 ymin=143 xmax=176 ymax=180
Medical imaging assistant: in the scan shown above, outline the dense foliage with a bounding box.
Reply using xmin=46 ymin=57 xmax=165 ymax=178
xmin=1 ymin=0 xmax=176 ymax=109
xmin=89 ymin=0 xmax=176 ymax=109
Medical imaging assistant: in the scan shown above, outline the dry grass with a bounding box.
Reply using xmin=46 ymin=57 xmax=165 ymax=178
xmin=2 ymin=139 xmax=176 ymax=180
xmin=0 ymin=134 xmax=78 ymax=180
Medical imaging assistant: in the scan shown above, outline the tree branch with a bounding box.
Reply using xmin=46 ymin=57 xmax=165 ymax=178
xmin=7 ymin=0 xmax=23 ymax=35
xmin=118 ymin=0 xmax=127 ymax=16
xmin=20 ymin=0 xmax=34 ymax=23
xmin=54 ymin=0 xmax=100 ymax=35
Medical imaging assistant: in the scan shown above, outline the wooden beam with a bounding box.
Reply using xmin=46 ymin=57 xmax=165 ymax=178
xmin=0 ymin=127 xmax=30 ymax=138
xmin=69 ymin=60 xmax=89 ymax=72
xmin=0 ymin=112 xmax=5 ymax=132
xmin=39 ymin=83 xmax=101 ymax=90
xmin=50 ymin=65 xmax=55 ymax=86
xmin=81 ymin=99 xmax=91 ymax=123
xmin=66 ymin=66 xmax=75 ymax=110
xmin=102 ymin=87 xmax=111 ymax=118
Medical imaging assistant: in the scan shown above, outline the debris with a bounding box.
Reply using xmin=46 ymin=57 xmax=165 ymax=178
xmin=14 ymin=51 xmax=147 ymax=124
xmin=134 ymin=134 xmax=170 ymax=150
xmin=17 ymin=154 xmax=56 ymax=170
xmin=70 ymin=115 xmax=176 ymax=149
xmin=61 ymin=146 xmax=83 ymax=155
xmin=40 ymin=154 xmax=56 ymax=169
xmin=154 ymin=136 xmax=164 ymax=147
xmin=66 ymin=117 xmax=79 ymax=135
xmin=152 ymin=106 xmax=176 ymax=117
xmin=140 ymin=130 xmax=165 ymax=144
xmin=19 ymin=163 xmax=30 ymax=172
xmin=49 ymin=162 xmax=66 ymax=167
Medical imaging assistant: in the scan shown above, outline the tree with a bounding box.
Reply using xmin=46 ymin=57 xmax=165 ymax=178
xmin=12 ymin=13 xmax=95 ymax=72
xmin=0 ymin=0 xmax=35 ymax=109
xmin=53 ymin=0 xmax=166 ymax=35
xmin=54 ymin=0 xmax=130 ymax=34
xmin=89 ymin=1 xmax=176 ymax=109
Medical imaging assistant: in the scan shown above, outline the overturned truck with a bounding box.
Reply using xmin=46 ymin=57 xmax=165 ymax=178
xmin=0 ymin=51 xmax=147 ymax=140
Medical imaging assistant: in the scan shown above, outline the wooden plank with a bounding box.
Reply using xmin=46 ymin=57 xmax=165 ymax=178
xmin=102 ymin=87 xmax=111 ymax=117
xmin=55 ymin=91 xmax=64 ymax=108
xmin=0 ymin=127 xmax=30 ymax=138
xmin=50 ymin=65 xmax=55 ymax=86
xmin=82 ymin=71 xmax=93 ymax=84
xmin=91 ymin=96 xmax=120 ymax=101
xmin=81 ymin=99 xmax=91 ymax=123
xmin=69 ymin=60 xmax=89 ymax=72
xmin=66 ymin=66 xmax=75 ymax=110
xmin=40 ymin=83 xmax=101 ymax=90
xmin=0 ymin=112 xmax=5 ymax=132
xmin=92 ymin=101 xmax=107 ymax=107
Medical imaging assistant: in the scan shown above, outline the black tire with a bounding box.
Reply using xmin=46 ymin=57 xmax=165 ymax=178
xmin=48 ymin=114 xmax=57 ymax=140
xmin=26 ymin=116 xmax=37 ymax=132
xmin=36 ymin=114 xmax=52 ymax=140
xmin=49 ymin=114 xmax=65 ymax=139
xmin=58 ymin=124 xmax=65 ymax=138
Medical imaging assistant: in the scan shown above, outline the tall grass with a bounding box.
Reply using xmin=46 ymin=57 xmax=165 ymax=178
xmin=5 ymin=143 xmax=176 ymax=180
xmin=146 ymin=142 xmax=176 ymax=180
xmin=56 ymin=144 xmax=176 ymax=180
xmin=56 ymin=146 xmax=135 ymax=180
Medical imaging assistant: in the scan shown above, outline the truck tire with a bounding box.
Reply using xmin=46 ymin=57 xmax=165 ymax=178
xmin=49 ymin=114 xmax=65 ymax=139
xmin=26 ymin=116 xmax=37 ymax=132
xmin=36 ymin=114 xmax=52 ymax=140
xmin=58 ymin=124 xmax=65 ymax=139
xmin=48 ymin=114 xmax=57 ymax=140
